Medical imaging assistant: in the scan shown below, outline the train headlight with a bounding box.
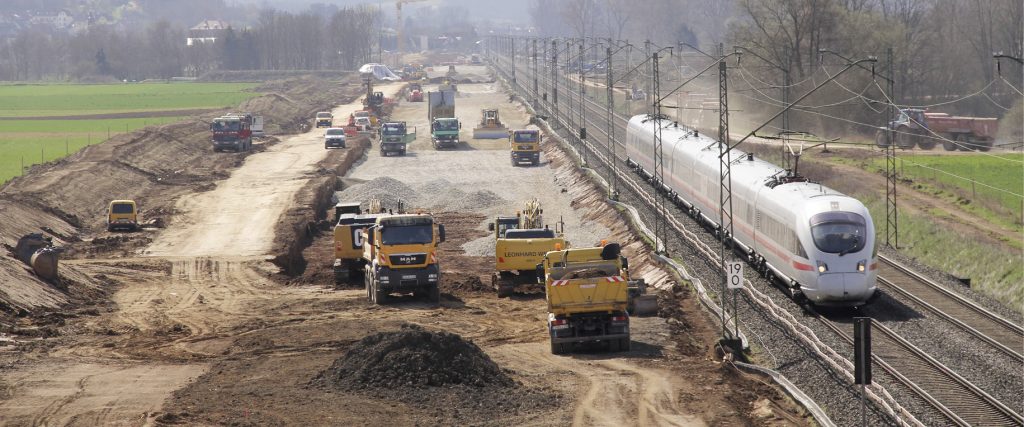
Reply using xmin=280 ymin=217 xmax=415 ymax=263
xmin=816 ymin=261 xmax=828 ymax=273
xmin=857 ymin=260 xmax=867 ymax=273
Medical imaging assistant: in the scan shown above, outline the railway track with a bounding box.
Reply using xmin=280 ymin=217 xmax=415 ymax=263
xmin=876 ymin=256 xmax=1024 ymax=363
xmin=818 ymin=316 xmax=1024 ymax=426
xmin=496 ymin=53 xmax=1023 ymax=426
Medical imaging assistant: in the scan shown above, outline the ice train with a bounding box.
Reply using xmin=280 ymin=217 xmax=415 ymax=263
xmin=624 ymin=115 xmax=877 ymax=306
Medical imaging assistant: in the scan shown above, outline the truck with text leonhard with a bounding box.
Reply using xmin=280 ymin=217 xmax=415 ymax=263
xmin=488 ymin=199 xmax=566 ymax=297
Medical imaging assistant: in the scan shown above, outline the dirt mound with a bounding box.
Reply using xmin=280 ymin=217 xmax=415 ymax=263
xmin=314 ymin=323 xmax=512 ymax=389
xmin=441 ymin=271 xmax=492 ymax=294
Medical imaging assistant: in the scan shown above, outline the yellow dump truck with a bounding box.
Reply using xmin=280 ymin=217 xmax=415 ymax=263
xmin=363 ymin=214 xmax=445 ymax=305
xmin=315 ymin=112 xmax=333 ymax=128
xmin=488 ymin=199 xmax=565 ymax=297
xmin=107 ymin=200 xmax=139 ymax=231
xmin=509 ymin=129 xmax=541 ymax=166
xmin=332 ymin=202 xmax=380 ymax=284
xmin=541 ymin=243 xmax=637 ymax=354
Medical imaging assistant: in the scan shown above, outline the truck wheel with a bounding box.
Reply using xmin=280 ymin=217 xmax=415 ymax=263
xmin=978 ymin=140 xmax=993 ymax=152
xmin=373 ymin=281 xmax=387 ymax=305
xmin=335 ymin=268 xmax=349 ymax=285
xmin=430 ymin=285 xmax=441 ymax=306
xmin=551 ymin=341 xmax=569 ymax=355
xmin=532 ymin=158 xmax=540 ymax=166
xmin=874 ymin=130 xmax=889 ymax=148
xmin=895 ymin=129 xmax=916 ymax=149
xmin=942 ymin=137 xmax=957 ymax=151
xmin=619 ymin=338 xmax=631 ymax=352
xmin=916 ymin=135 xmax=936 ymax=150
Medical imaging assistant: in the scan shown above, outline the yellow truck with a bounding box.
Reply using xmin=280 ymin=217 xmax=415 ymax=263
xmin=107 ymin=200 xmax=139 ymax=231
xmin=332 ymin=202 xmax=380 ymax=284
xmin=488 ymin=199 xmax=565 ymax=297
xmin=540 ymin=243 xmax=637 ymax=354
xmin=362 ymin=214 xmax=446 ymax=305
xmin=509 ymin=129 xmax=541 ymax=166
xmin=315 ymin=112 xmax=333 ymax=128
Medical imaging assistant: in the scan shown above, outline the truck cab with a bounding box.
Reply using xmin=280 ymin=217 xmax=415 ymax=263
xmin=315 ymin=112 xmax=333 ymax=128
xmin=379 ymin=121 xmax=416 ymax=156
xmin=510 ymin=129 xmax=541 ymax=166
xmin=363 ymin=214 xmax=446 ymax=305
xmin=107 ymin=200 xmax=139 ymax=231
xmin=431 ymin=118 xmax=461 ymax=149
xmin=211 ymin=114 xmax=253 ymax=152
xmin=541 ymin=243 xmax=633 ymax=354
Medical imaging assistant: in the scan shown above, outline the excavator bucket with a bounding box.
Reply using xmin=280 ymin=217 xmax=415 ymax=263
xmin=627 ymin=279 xmax=658 ymax=316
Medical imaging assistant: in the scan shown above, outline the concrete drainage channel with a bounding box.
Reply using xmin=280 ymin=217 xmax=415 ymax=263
xmin=496 ymin=72 xmax=848 ymax=427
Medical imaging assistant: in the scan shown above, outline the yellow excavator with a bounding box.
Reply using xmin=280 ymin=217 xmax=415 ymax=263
xmin=489 ymin=199 xmax=566 ymax=297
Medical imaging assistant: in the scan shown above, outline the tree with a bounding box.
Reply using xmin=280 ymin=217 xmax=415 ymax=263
xmin=95 ymin=48 xmax=111 ymax=75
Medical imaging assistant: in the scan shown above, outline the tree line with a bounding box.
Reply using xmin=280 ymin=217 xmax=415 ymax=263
xmin=0 ymin=6 xmax=380 ymax=81
xmin=529 ymin=0 xmax=1022 ymax=138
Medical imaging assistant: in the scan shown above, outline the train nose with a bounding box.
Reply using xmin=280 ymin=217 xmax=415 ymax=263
xmin=808 ymin=273 xmax=873 ymax=304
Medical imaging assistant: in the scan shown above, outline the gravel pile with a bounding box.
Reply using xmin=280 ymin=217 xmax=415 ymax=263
xmin=461 ymin=236 xmax=495 ymax=257
xmin=335 ymin=177 xmax=507 ymax=214
xmin=314 ymin=323 xmax=513 ymax=389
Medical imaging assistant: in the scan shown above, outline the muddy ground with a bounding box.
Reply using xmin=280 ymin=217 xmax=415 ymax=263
xmin=0 ymin=69 xmax=809 ymax=426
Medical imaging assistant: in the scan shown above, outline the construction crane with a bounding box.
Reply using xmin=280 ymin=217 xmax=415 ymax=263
xmin=396 ymin=0 xmax=428 ymax=54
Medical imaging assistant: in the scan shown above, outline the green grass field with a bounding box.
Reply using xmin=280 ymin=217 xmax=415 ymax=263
xmin=0 ymin=82 xmax=261 ymax=184
xmin=870 ymin=153 xmax=1024 ymax=229
xmin=0 ymin=82 xmax=258 ymax=117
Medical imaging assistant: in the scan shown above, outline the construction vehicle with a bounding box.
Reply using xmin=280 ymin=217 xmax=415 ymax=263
xmin=324 ymin=128 xmax=347 ymax=149
xmin=509 ymin=129 xmax=541 ymax=166
xmin=363 ymin=214 xmax=446 ymax=305
xmin=428 ymin=91 xmax=460 ymax=149
xmin=472 ymin=109 xmax=510 ymax=139
xmin=210 ymin=113 xmax=254 ymax=152
xmin=315 ymin=112 xmax=334 ymax=128
xmin=488 ymin=199 xmax=566 ymax=298
xmin=379 ymin=121 xmax=416 ymax=156
xmin=333 ymin=202 xmax=381 ymax=284
xmin=14 ymin=233 xmax=61 ymax=282
xmin=877 ymin=108 xmax=998 ymax=151
xmin=438 ymin=78 xmax=458 ymax=93
xmin=107 ymin=200 xmax=139 ymax=231
xmin=362 ymin=73 xmax=388 ymax=119
xmin=407 ymin=82 xmax=424 ymax=102
xmin=541 ymin=243 xmax=652 ymax=354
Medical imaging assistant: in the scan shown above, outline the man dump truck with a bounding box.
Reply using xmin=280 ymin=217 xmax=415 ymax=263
xmin=407 ymin=82 xmax=424 ymax=102
xmin=541 ymin=243 xmax=654 ymax=354
xmin=428 ymin=91 xmax=460 ymax=149
xmin=211 ymin=113 xmax=254 ymax=152
xmin=107 ymin=199 xmax=139 ymax=231
xmin=315 ymin=112 xmax=334 ymax=128
xmin=379 ymin=121 xmax=416 ymax=156
xmin=509 ymin=129 xmax=541 ymax=166
xmin=472 ymin=109 xmax=510 ymax=139
xmin=363 ymin=214 xmax=446 ymax=305
xmin=488 ymin=199 xmax=566 ymax=297
xmin=877 ymin=108 xmax=999 ymax=151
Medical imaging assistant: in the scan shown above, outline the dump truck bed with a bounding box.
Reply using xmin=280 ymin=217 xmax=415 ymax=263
xmin=547 ymin=274 xmax=629 ymax=315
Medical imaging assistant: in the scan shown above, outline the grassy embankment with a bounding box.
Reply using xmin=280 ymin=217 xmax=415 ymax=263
xmin=0 ymin=82 xmax=260 ymax=183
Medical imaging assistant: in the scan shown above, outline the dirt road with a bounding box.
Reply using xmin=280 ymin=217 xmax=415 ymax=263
xmin=0 ymin=73 xmax=805 ymax=426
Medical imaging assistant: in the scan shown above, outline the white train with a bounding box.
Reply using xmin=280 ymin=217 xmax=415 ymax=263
xmin=625 ymin=115 xmax=877 ymax=306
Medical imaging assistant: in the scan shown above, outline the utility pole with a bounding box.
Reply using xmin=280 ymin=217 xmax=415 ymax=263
xmin=781 ymin=46 xmax=792 ymax=171
xmin=644 ymin=40 xmax=652 ymax=107
xmin=885 ymin=47 xmax=898 ymax=248
xmin=532 ymin=38 xmax=538 ymax=100
xmin=606 ymin=45 xmax=618 ymax=200
xmin=652 ymin=50 xmax=666 ymax=254
xmin=580 ymin=40 xmax=588 ymax=166
xmin=717 ymin=43 xmax=736 ymax=342
xmin=552 ymin=39 xmax=559 ymax=126
xmin=511 ymin=37 xmax=516 ymax=86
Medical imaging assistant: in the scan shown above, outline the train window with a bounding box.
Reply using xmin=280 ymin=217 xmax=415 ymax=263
xmin=809 ymin=212 xmax=867 ymax=254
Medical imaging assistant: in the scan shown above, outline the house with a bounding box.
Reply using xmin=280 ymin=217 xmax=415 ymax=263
xmin=29 ymin=10 xmax=73 ymax=30
xmin=187 ymin=20 xmax=230 ymax=46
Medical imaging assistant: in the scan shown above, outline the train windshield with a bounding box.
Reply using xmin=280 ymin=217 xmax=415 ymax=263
xmin=381 ymin=224 xmax=433 ymax=245
xmin=809 ymin=212 xmax=866 ymax=255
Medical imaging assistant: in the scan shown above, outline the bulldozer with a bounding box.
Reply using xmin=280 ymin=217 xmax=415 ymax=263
xmin=472 ymin=109 xmax=510 ymax=139
xmin=488 ymin=199 xmax=566 ymax=298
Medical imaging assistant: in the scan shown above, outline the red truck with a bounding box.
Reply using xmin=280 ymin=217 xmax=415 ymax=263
xmin=211 ymin=113 xmax=257 ymax=152
xmin=878 ymin=108 xmax=998 ymax=151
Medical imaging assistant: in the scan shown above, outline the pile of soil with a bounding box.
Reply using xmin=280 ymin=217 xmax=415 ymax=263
xmin=314 ymin=323 xmax=513 ymax=389
xmin=441 ymin=271 xmax=492 ymax=294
